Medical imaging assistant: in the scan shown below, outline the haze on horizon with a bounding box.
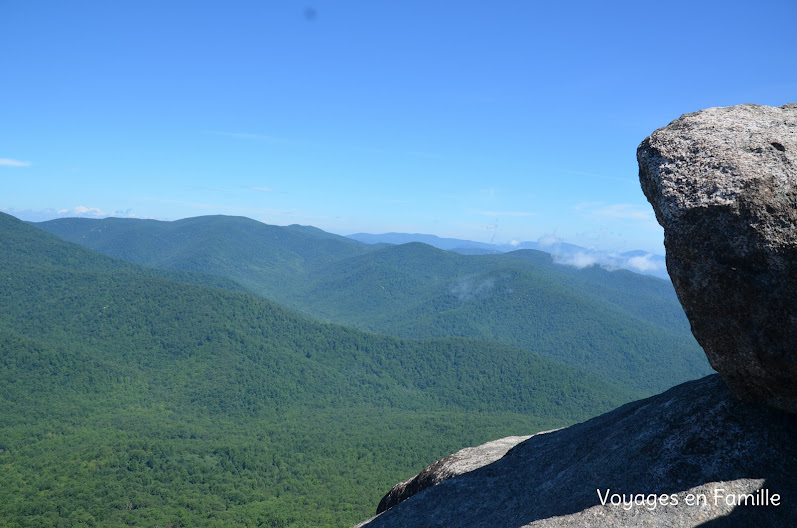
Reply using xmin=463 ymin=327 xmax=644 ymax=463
xmin=1 ymin=0 xmax=795 ymax=255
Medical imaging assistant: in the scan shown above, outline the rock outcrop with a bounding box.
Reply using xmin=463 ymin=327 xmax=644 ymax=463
xmin=354 ymin=104 xmax=797 ymax=527
xmin=356 ymin=375 xmax=796 ymax=527
xmin=638 ymin=103 xmax=797 ymax=414
xmin=376 ymin=435 xmax=532 ymax=514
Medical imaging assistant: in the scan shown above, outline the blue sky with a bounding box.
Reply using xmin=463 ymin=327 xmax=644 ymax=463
xmin=2 ymin=0 xmax=795 ymax=254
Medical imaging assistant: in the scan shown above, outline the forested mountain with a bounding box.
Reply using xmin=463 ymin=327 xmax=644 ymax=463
xmin=303 ymin=243 xmax=709 ymax=393
xmin=347 ymin=232 xmax=503 ymax=253
xmin=347 ymin=231 xmax=669 ymax=278
xmin=35 ymin=215 xmax=712 ymax=394
xmin=0 ymin=212 xmax=636 ymax=527
xmin=33 ymin=215 xmax=370 ymax=304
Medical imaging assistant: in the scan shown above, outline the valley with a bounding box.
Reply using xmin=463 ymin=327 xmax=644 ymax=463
xmin=1 ymin=211 xmax=662 ymax=527
xmin=35 ymin=215 xmax=711 ymax=394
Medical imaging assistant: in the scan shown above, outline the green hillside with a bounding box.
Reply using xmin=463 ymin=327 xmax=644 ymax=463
xmin=33 ymin=215 xmax=370 ymax=307
xmin=1 ymin=212 xmax=636 ymax=527
xmin=302 ymin=243 xmax=709 ymax=393
xmin=35 ymin=215 xmax=711 ymax=394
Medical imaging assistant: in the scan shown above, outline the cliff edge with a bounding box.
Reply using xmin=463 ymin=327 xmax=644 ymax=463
xmin=354 ymin=104 xmax=797 ymax=527
xmin=356 ymin=375 xmax=795 ymax=527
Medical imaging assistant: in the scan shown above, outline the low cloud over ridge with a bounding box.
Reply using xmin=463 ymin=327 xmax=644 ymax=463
xmin=538 ymin=236 xmax=667 ymax=278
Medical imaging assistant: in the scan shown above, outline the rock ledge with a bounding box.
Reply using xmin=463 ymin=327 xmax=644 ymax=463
xmin=355 ymin=375 xmax=796 ymax=527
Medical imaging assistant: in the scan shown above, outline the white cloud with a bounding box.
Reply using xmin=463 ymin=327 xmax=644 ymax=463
xmin=537 ymin=235 xmax=563 ymax=248
xmin=1 ymin=206 xmax=138 ymax=222
xmin=63 ymin=206 xmax=139 ymax=218
xmin=251 ymin=186 xmax=274 ymax=192
xmin=553 ymin=252 xmax=607 ymax=269
xmin=72 ymin=205 xmax=109 ymax=217
xmin=0 ymin=158 xmax=31 ymax=167
xmin=546 ymin=245 xmax=667 ymax=278
xmin=535 ymin=235 xmax=666 ymax=277
xmin=625 ymin=254 xmax=666 ymax=273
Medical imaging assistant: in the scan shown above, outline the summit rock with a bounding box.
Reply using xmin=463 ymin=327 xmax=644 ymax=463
xmin=638 ymin=103 xmax=797 ymax=414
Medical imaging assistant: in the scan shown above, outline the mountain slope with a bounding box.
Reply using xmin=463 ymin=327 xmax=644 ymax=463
xmin=34 ymin=215 xmax=711 ymax=395
xmin=34 ymin=215 xmax=371 ymax=307
xmin=1 ymin=212 xmax=635 ymax=527
xmin=301 ymin=243 xmax=709 ymax=393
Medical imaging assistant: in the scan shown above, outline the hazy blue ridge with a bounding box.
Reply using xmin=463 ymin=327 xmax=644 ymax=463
xmin=32 ymin=215 xmax=712 ymax=395
xmin=347 ymin=231 xmax=669 ymax=280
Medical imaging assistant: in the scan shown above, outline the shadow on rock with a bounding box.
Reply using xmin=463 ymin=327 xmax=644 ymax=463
xmin=359 ymin=375 xmax=795 ymax=527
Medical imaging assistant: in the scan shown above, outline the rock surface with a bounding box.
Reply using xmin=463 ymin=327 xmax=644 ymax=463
xmin=637 ymin=103 xmax=797 ymax=414
xmin=354 ymin=375 xmax=796 ymax=527
xmin=376 ymin=435 xmax=532 ymax=514
xmin=354 ymin=104 xmax=797 ymax=527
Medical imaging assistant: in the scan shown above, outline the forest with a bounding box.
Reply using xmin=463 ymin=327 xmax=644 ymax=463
xmin=35 ymin=215 xmax=710 ymax=394
xmin=1 ymin=212 xmax=652 ymax=527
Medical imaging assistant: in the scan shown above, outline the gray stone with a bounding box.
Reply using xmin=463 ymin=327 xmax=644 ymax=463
xmin=354 ymin=375 xmax=796 ymax=527
xmin=637 ymin=103 xmax=797 ymax=414
xmin=353 ymin=105 xmax=797 ymax=527
xmin=376 ymin=435 xmax=533 ymax=514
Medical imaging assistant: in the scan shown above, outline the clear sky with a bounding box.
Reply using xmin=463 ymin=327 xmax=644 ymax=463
xmin=2 ymin=0 xmax=795 ymax=254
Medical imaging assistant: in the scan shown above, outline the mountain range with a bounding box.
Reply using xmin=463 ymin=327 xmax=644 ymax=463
xmin=34 ymin=215 xmax=710 ymax=395
xmin=1 ymin=211 xmax=648 ymax=527
xmin=0 ymin=211 xmax=714 ymax=526
xmin=347 ymin=232 xmax=669 ymax=279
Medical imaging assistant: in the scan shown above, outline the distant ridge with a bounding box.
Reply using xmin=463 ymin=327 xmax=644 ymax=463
xmin=347 ymin=232 xmax=501 ymax=253
xmin=347 ymin=232 xmax=668 ymax=280
xmin=34 ymin=214 xmax=370 ymax=307
xmin=34 ymin=214 xmax=710 ymax=395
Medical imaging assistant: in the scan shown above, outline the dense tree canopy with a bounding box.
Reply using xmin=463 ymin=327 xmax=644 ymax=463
xmin=1 ymin=212 xmax=641 ymax=527
xmin=35 ymin=215 xmax=711 ymax=394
